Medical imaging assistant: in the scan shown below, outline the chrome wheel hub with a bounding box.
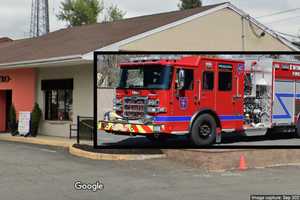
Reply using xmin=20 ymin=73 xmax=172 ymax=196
xmin=199 ymin=124 xmax=211 ymax=137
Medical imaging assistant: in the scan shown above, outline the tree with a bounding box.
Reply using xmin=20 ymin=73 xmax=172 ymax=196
xmin=104 ymin=4 xmax=126 ymax=22
xmin=97 ymin=55 xmax=121 ymax=88
xmin=8 ymin=104 xmax=18 ymax=136
xmin=178 ymin=0 xmax=202 ymax=10
xmin=30 ymin=103 xmax=42 ymax=137
xmin=57 ymin=0 xmax=104 ymax=27
xmin=97 ymin=55 xmax=133 ymax=88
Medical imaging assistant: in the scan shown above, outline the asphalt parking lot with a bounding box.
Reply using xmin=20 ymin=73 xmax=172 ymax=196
xmin=1 ymin=141 xmax=300 ymax=200
xmin=97 ymin=130 xmax=300 ymax=147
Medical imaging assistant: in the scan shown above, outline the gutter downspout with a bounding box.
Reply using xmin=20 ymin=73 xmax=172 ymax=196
xmin=241 ymin=15 xmax=245 ymax=51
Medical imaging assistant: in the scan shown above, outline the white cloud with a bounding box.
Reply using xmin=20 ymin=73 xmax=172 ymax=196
xmin=0 ymin=0 xmax=299 ymax=39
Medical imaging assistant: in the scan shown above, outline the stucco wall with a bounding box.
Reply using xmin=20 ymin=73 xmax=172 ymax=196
xmin=120 ymin=8 xmax=291 ymax=51
xmin=36 ymin=64 xmax=93 ymax=137
xmin=0 ymin=68 xmax=36 ymax=131
xmin=97 ymin=88 xmax=114 ymax=121
xmin=0 ymin=68 xmax=36 ymax=115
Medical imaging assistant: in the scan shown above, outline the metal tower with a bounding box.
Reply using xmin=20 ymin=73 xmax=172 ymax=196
xmin=30 ymin=0 xmax=49 ymax=37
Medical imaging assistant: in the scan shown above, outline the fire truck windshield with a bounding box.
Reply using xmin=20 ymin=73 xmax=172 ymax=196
xmin=118 ymin=65 xmax=172 ymax=89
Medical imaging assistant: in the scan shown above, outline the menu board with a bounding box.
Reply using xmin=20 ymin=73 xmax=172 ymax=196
xmin=18 ymin=112 xmax=31 ymax=136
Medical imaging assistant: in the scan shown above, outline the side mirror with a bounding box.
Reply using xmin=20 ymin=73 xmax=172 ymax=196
xmin=178 ymin=69 xmax=185 ymax=90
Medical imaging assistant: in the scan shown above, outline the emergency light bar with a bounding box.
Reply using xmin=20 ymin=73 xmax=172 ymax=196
xmin=129 ymin=55 xmax=182 ymax=62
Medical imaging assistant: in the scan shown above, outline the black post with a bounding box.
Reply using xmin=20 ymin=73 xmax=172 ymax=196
xmin=91 ymin=124 xmax=93 ymax=141
xmin=77 ymin=115 xmax=80 ymax=144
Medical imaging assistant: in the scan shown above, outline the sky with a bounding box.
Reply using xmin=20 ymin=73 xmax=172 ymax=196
xmin=0 ymin=0 xmax=299 ymax=40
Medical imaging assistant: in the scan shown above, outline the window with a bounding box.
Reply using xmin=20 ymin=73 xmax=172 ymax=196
xmin=118 ymin=65 xmax=172 ymax=89
xmin=42 ymin=79 xmax=73 ymax=121
xmin=219 ymin=71 xmax=232 ymax=91
xmin=176 ymin=69 xmax=194 ymax=90
xmin=281 ymin=64 xmax=290 ymax=70
xmin=202 ymin=71 xmax=214 ymax=90
xmin=218 ymin=64 xmax=232 ymax=70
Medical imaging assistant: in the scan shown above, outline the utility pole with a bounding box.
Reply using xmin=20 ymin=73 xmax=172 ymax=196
xmin=30 ymin=0 xmax=50 ymax=38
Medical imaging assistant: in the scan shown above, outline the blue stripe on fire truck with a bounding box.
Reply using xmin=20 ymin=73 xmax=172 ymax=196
xmin=219 ymin=115 xmax=244 ymax=121
xmin=272 ymin=93 xmax=300 ymax=119
xmin=153 ymin=115 xmax=244 ymax=122
xmin=154 ymin=116 xmax=191 ymax=122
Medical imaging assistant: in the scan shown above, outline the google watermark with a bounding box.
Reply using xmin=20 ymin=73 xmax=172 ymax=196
xmin=74 ymin=180 xmax=104 ymax=192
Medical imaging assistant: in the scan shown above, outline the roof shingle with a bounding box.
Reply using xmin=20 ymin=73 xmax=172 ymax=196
xmin=0 ymin=3 xmax=225 ymax=64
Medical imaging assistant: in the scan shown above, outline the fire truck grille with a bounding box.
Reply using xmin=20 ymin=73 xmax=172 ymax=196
xmin=123 ymin=96 xmax=147 ymax=119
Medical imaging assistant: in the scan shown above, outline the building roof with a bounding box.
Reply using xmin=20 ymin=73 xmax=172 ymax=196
xmin=0 ymin=37 xmax=13 ymax=43
xmin=0 ymin=2 xmax=298 ymax=66
xmin=0 ymin=3 xmax=224 ymax=65
xmin=0 ymin=37 xmax=14 ymax=48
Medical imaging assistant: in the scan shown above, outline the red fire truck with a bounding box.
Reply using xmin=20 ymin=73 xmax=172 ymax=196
xmin=98 ymin=56 xmax=300 ymax=146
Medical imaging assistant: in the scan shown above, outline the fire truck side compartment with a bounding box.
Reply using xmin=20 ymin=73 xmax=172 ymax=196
xmin=272 ymin=80 xmax=295 ymax=125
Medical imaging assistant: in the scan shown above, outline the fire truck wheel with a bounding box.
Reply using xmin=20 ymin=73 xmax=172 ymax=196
xmin=190 ymin=114 xmax=216 ymax=146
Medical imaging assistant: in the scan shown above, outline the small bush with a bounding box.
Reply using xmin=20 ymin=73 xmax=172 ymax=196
xmin=8 ymin=104 xmax=18 ymax=136
xmin=30 ymin=103 xmax=42 ymax=137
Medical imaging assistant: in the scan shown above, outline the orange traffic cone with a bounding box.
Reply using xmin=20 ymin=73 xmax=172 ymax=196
xmin=239 ymin=155 xmax=247 ymax=171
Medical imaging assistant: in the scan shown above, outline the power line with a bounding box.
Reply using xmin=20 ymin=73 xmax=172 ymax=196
xmin=256 ymin=7 xmax=300 ymax=18
xmin=276 ymin=31 xmax=299 ymax=38
xmin=264 ymin=15 xmax=300 ymax=24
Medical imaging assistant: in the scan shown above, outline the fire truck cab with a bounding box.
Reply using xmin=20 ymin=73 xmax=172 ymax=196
xmin=98 ymin=56 xmax=300 ymax=146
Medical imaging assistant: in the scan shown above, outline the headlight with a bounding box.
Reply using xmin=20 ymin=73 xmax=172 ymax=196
xmin=147 ymin=99 xmax=159 ymax=106
xmin=158 ymin=107 xmax=166 ymax=113
xmin=113 ymin=105 xmax=122 ymax=111
xmin=113 ymin=98 xmax=122 ymax=106
xmin=147 ymin=107 xmax=158 ymax=113
xmin=147 ymin=107 xmax=167 ymax=113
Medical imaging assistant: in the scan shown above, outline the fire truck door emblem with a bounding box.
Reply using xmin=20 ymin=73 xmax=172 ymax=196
xmin=179 ymin=97 xmax=188 ymax=110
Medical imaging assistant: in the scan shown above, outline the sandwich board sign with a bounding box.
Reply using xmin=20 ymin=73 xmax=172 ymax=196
xmin=18 ymin=111 xmax=31 ymax=136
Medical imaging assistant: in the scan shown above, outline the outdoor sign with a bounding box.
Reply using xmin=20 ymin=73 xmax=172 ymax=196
xmin=18 ymin=111 xmax=31 ymax=136
xmin=0 ymin=75 xmax=11 ymax=83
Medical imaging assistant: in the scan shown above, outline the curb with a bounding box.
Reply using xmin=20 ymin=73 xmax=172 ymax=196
xmin=69 ymin=144 xmax=166 ymax=160
xmin=0 ymin=135 xmax=166 ymax=161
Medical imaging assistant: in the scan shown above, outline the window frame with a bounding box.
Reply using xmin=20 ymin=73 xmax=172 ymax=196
xmin=202 ymin=71 xmax=214 ymax=91
xmin=44 ymin=89 xmax=73 ymax=121
xmin=218 ymin=71 xmax=233 ymax=91
xmin=175 ymin=68 xmax=194 ymax=90
xmin=218 ymin=63 xmax=233 ymax=91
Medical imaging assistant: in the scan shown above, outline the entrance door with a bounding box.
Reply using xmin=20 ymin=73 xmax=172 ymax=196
xmin=215 ymin=62 xmax=243 ymax=129
xmin=0 ymin=91 xmax=6 ymax=132
xmin=5 ymin=90 xmax=12 ymax=131
xmin=170 ymin=67 xmax=197 ymax=131
xmin=172 ymin=67 xmax=197 ymax=115
xmin=199 ymin=60 xmax=216 ymax=111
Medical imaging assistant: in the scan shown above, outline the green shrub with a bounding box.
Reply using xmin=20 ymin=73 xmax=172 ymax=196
xmin=8 ymin=104 xmax=18 ymax=136
xmin=30 ymin=103 xmax=42 ymax=137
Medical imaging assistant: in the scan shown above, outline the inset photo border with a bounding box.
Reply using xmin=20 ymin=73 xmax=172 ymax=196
xmin=94 ymin=52 xmax=300 ymax=149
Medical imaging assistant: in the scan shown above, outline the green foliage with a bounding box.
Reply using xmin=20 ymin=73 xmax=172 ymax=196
xmin=104 ymin=4 xmax=126 ymax=22
xmin=178 ymin=0 xmax=202 ymax=10
xmin=8 ymin=104 xmax=18 ymax=135
xmin=30 ymin=103 xmax=42 ymax=137
xmin=57 ymin=0 xmax=104 ymax=26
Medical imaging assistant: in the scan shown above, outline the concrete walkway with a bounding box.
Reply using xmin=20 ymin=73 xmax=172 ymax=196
xmin=0 ymin=133 xmax=92 ymax=148
xmin=0 ymin=133 xmax=164 ymax=161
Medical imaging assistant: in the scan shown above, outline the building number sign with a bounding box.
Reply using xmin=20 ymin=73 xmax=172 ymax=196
xmin=0 ymin=75 xmax=11 ymax=83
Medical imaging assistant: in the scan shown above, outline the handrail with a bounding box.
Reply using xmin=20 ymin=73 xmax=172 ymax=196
xmin=77 ymin=116 xmax=94 ymax=144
